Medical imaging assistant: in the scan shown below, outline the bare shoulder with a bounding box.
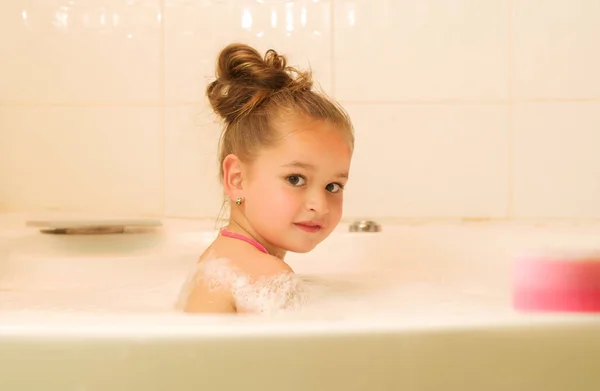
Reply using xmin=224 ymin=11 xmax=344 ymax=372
xmin=183 ymin=279 xmax=235 ymax=313
xmin=177 ymin=252 xmax=300 ymax=314
xmin=178 ymin=258 xmax=237 ymax=314
xmin=229 ymin=253 xmax=306 ymax=314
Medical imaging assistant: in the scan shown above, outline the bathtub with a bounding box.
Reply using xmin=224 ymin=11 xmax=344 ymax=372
xmin=1 ymin=213 xmax=600 ymax=390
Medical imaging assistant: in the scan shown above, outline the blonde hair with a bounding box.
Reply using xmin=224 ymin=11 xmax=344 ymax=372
xmin=206 ymin=43 xmax=354 ymax=183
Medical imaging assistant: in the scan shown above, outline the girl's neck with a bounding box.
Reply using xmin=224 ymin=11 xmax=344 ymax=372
xmin=225 ymin=219 xmax=286 ymax=259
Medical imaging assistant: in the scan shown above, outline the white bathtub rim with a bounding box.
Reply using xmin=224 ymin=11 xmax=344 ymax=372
xmin=1 ymin=308 xmax=599 ymax=339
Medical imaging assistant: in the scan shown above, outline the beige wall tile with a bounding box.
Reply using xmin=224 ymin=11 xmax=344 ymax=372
xmin=513 ymin=102 xmax=600 ymax=218
xmin=0 ymin=1 xmax=162 ymax=105
xmin=333 ymin=0 xmax=508 ymax=101
xmin=342 ymin=103 xmax=509 ymax=219
xmin=513 ymin=0 xmax=600 ymax=99
xmin=164 ymin=106 xmax=223 ymax=218
xmin=0 ymin=107 xmax=162 ymax=214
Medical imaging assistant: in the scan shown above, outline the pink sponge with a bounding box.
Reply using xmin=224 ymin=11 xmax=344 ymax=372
xmin=513 ymin=252 xmax=600 ymax=313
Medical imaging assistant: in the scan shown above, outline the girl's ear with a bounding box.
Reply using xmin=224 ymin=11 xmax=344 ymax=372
xmin=222 ymin=154 xmax=244 ymax=201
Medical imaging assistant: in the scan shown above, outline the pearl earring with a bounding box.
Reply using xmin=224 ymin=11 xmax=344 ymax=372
xmin=235 ymin=197 xmax=243 ymax=205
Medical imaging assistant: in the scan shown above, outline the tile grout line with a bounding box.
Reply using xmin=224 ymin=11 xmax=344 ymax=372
xmin=159 ymin=0 xmax=167 ymax=217
xmin=330 ymin=0 xmax=336 ymax=98
xmin=2 ymin=98 xmax=600 ymax=108
xmin=506 ymin=0 xmax=515 ymax=219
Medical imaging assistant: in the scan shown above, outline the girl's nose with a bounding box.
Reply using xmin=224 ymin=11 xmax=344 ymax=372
xmin=306 ymin=189 xmax=329 ymax=214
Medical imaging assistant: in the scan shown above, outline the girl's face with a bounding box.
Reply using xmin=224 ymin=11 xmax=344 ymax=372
xmin=242 ymin=116 xmax=353 ymax=256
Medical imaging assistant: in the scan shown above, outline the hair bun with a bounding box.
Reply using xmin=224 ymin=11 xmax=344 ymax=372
xmin=207 ymin=43 xmax=313 ymax=123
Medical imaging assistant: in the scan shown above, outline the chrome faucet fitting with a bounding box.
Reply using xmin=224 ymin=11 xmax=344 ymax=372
xmin=349 ymin=220 xmax=381 ymax=232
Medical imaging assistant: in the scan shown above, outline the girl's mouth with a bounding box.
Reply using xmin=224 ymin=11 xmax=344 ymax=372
xmin=293 ymin=222 xmax=322 ymax=233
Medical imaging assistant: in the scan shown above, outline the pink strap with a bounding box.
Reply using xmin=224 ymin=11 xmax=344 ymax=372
xmin=220 ymin=229 xmax=269 ymax=254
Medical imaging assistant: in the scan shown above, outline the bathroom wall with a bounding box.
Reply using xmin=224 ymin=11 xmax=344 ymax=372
xmin=1 ymin=0 xmax=599 ymax=220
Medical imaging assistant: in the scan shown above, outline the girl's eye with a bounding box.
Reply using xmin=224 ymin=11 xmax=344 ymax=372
xmin=287 ymin=175 xmax=306 ymax=186
xmin=326 ymin=183 xmax=343 ymax=193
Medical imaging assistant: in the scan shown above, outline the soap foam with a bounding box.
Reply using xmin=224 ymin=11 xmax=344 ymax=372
xmin=175 ymin=257 xmax=309 ymax=314
xmin=1 ymin=256 xmax=501 ymax=317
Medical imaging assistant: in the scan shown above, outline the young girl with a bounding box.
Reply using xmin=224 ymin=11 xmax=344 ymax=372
xmin=175 ymin=43 xmax=354 ymax=314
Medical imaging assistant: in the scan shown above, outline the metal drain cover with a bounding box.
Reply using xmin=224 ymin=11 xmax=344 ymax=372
xmin=26 ymin=219 xmax=162 ymax=235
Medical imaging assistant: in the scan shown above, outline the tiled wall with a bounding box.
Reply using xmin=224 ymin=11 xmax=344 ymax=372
xmin=1 ymin=0 xmax=599 ymax=220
